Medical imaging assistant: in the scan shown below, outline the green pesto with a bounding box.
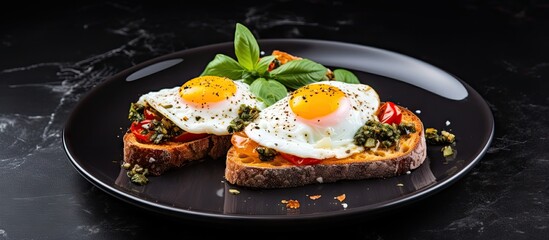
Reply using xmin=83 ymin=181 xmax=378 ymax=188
xmin=425 ymin=128 xmax=455 ymax=145
xmin=227 ymin=104 xmax=261 ymax=133
xmin=125 ymin=164 xmax=149 ymax=185
xmin=442 ymin=145 xmax=454 ymax=157
xmin=354 ymin=120 xmax=416 ymax=149
xmin=128 ymin=103 xmax=184 ymax=144
xmin=255 ymin=146 xmax=278 ymax=161
xmin=128 ymin=102 xmax=145 ymax=122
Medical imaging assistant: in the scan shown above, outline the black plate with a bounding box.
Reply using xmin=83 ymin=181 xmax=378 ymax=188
xmin=63 ymin=39 xmax=494 ymax=225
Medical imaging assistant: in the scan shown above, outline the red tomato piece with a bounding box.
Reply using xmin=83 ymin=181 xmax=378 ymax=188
xmin=130 ymin=120 xmax=153 ymax=143
xmin=131 ymin=117 xmax=209 ymax=143
xmin=378 ymin=101 xmax=402 ymax=124
xmin=172 ymin=132 xmax=209 ymax=142
xmin=279 ymin=152 xmax=322 ymax=165
xmin=144 ymin=108 xmax=160 ymax=120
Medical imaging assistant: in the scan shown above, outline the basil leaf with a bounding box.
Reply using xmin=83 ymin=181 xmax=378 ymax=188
xmin=235 ymin=23 xmax=260 ymax=71
xmin=242 ymin=72 xmax=256 ymax=85
xmin=269 ymin=59 xmax=327 ymax=89
xmin=200 ymin=54 xmax=246 ymax=80
xmin=250 ymin=78 xmax=288 ymax=107
xmin=256 ymin=55 xmax=275 ymax=75
xmin=333 ymin=69 xmax=360 ymax=84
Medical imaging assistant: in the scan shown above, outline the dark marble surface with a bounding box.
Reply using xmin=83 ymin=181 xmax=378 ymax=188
xmin=1 ymin=1 xmax=548 ymax=239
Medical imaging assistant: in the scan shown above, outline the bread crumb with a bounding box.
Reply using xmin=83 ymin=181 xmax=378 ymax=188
xmin=397 ymin=183 xmax=404 ymax=187
xmin=148 ymin=157 xmax=156 ymax=163
xmin=335 ymin=194 xmax=346 ymax=202
xmin=316 ymin=177 xmax=323 ymax=183
xmin=281 ymin=199 xmax=300 ymax=209
xmin=446 ymin=120 xmax=451 ymax=126
xmin=309 ymin=195 xmax=321 ymax=200
xmin=122 ymin=162 xmax=131 ymax=169
xmin=228 ymin=189 xmax=240 ymax=195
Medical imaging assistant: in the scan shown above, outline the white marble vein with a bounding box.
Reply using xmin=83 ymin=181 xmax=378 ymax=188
xmin=0 ymin=25 xmax=170 ymax=171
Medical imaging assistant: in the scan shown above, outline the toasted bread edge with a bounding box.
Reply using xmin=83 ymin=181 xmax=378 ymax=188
xmin=224 ymin=106 xmax=427 ymax=188
xmin=123 ymin=132 xmax=232 ymax=176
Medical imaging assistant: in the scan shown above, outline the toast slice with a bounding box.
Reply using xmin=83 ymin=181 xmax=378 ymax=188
xmin=225 ymin=106 xmax=426 ymax=188
xmin=123 ymin=132 xmax=231 ymax=176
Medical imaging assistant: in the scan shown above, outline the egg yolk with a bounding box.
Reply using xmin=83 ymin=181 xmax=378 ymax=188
xmin=179 ymin=76 xmax=236 ymax=106
xmin=289 ymin=83 xmax=346 ymax=119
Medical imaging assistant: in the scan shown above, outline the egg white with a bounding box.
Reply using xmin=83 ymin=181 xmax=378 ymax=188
xmin=244 ymin=81 xmax=380 ymax=159
xmin=137 ymin=80 xmax=264 ymax=135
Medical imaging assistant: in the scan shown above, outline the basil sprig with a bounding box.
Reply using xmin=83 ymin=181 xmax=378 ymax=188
xmin=333 ymin=69 xmax=360 ymax=84
xmin=250 ymin=78 xmax=288 ymax=107
xmin=201 ymin=23 xmax=359 ymax=106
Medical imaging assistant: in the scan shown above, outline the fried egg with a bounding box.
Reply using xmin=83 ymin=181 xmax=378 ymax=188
xmin=244 ymin=81 xmax=380 ymax=159
xmin=137 ymin=76 xmax=264 ymax=135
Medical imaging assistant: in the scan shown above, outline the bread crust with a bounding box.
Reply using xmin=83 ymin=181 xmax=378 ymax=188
xmin=225 ymin=106 xmax=426 ymax=188
xmin=123 ymin=132 xmax=232 ymax=176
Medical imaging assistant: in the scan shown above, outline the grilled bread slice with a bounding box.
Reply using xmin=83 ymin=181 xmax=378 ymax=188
xmin=123 ymin=132 xmax=231 ymax=176
xmin=225 ymin=106 xmax=426 ymax=188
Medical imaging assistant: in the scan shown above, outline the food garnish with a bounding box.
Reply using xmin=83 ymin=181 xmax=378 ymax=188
xmin=335 ymin=194 xmax=346 ymax=202
xmin=200 ymin=23 xmax=359 ymax=107
xmin=425 ymin=127 xmax=455 ymax=144
xmin=378 ymin=101 xmax=402 ymax=124
xmin=281 ymin=199 xmax=300 ymax=209
xmin=227 ymin=104 xmax=261 ymax=133
xmin=255 ymin=146 xmax=278 ymax=161
xmin=228 ymin=189 xmax=240 ymax=195
xmin=441 ymin=145 xmax=454 ymax=157
xmin=122 ymin=163 xmax=149 ymax=185
xmin=425 ymin=127 xmax=457 ymax=157
xmin=309 ymin=195 xmax=322 ymax=200
xmin=354 ymin=119 xmax=416 ymax=150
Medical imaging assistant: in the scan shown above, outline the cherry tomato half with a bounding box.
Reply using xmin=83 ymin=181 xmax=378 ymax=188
xmin=130 ymin=120 xmax=154 ymax=143
xmin=172 ymin=132 xmax=209 ymax=142
xmin=279 ymin=152 xmax=322 ymax=165
xmin=378 ymin=101 xmax=402 ymax=125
